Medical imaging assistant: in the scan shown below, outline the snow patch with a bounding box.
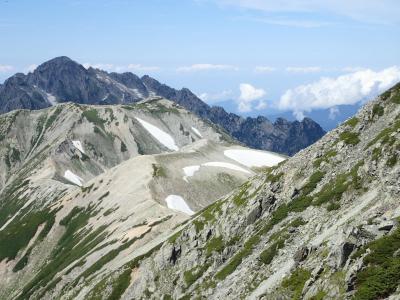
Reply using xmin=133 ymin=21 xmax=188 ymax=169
xmin=183 ymin=165 xmax=200 ymax=177
xmin=182 ymin=165 xmax=200 ymax=182
xmin=96 ymin=74 xmax=111 ymax=83
xmin=165 ymin=195 xmax=194 ymax=215
xmin=46 ymin=92 xmax=57 ymax=106
xmin=135 ymin=117 xmax=179 ymax=151
xmin=191 ymin=127 xmax=202 ymax=137
xmin=202 ymin=162 xmax=251 ymax=174
xmin=224 ymin=149 xmax=285 ymax=167
xmin=130 ymin=88 xmax=143 ymax=98
xmin=64 ymin=170 xmax=84 ymax=186
xmin=182 ymin=161 xmax=251 ymax=183
xmin=72 ymin=140 xmax=85 ymax=154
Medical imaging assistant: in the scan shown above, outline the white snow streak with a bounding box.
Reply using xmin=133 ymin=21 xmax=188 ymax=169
xmin=224 ymin=149 xmax=285 ymax=167
xmin=165 ymin=195 xmax=194 ymax=215
xmin=64 ymin=170 xmax=83 ymax=186
xmin=130 ymin=88 xmax=143 ymax=98
xmin=135 ymin=117 xmax=179 ymax=151
xmin=46 ymin=92 xmax=57 ymax=106
xmin=72 ymin=140 xmax=85 ymax=154
xmin=191 ymin=127 xmax=202 ymax=137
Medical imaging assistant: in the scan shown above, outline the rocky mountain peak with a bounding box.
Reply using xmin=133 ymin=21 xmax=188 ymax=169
xmin=31 ymin=56 xmax=86 ymax=80
xmin=35 ymin=55 xmax=76 ymax=68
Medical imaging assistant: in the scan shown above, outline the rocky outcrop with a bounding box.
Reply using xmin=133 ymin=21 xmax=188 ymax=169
xmin=83 ymin=82 xmax=399 ymax=300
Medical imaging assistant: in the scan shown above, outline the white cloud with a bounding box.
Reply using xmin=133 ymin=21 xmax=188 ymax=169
xmin=254 ymin=66 xmax=276 ymax=73
xmin=329 ymin=106 xmax=340 ymax=120
xmin=83 ymin=63 xmax=114 ymax=70
xmin=237 ymin=83 xmax=266 ymax=112
xmin=0 ymin=65 xmax=13 ymax=73
xmin=278 ymin=66 xmax=400 ymax=120
xmin=286 ymin=66 xmax=322 ymax=73
xmin=238 ymin=101 xmax=252 ymax=112
xmin=255 ymin=100 xmax=267 ymax=110
xmin=198 ymin=90 xmax=233 ymax=103
xmin=83 ymin=63 xmax=160 ymax=73
xmin=293 ymin=110 xmax=305 ymax=120
xmin=239 ymin=83 xmax=266 ymax=101
xmin=177 ymin=64 xmax=238 ymax=72
xmin=199 ymin=84 xmax=267 ymax=112
xmin=25 ymin=64 xmax=38 ymax=73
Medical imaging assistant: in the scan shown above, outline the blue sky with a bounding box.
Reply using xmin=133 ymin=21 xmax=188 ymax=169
xmin=1 ymin=0 xmax=399 ymax=125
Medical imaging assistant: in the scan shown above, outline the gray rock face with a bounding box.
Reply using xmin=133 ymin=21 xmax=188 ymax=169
xmin=104 ymin=83 xmax=398 ymax=300
xmin=0 ymin=56 xmax=325 ymax=155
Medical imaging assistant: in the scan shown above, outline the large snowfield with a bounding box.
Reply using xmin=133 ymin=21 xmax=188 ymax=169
xmin=224 ymin=149 xmax=285 ymax=167
xmin=135 ymin=117 xmax=179 ymax=151
xmin=165 ymin=195 xmax=195 ymax=215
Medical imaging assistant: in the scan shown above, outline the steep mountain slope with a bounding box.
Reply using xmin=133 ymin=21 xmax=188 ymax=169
xmin=0 ymin=97 xmax=232 ymax=189
xmin=0 ymin=98 xmax=286 ymax=299
xmin=0 ymin=56 xmax=325 ymax=155
xmin=55 ymin=83 xmax=399 ymax=300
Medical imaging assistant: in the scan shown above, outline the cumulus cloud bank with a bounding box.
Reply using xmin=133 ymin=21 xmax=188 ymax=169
xmin=238 ymin=83 xmax=266 ymax=112
xmin=278 ymin=66 xmax=400 ymax=120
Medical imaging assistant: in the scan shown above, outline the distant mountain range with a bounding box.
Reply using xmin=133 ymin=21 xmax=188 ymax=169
xmin=0 ymin=56 xmax=325 ymax=155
